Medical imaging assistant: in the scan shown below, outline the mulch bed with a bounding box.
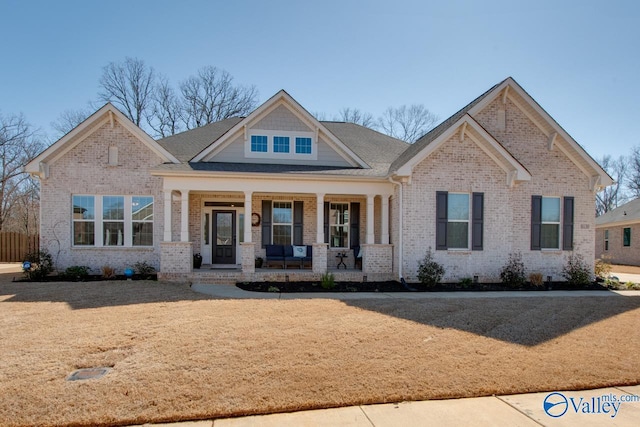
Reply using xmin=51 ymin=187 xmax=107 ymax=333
xmin=14 ymin=274 xmax=158 ymax=282
xmin=237 ymin=280 xmax=609 ymax=293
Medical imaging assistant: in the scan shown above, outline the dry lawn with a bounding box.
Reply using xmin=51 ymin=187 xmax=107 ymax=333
xmin=1 ymin=275 xmax=639 ymax=427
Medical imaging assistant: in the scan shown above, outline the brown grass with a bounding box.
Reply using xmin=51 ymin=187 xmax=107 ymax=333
xmin=1 ymin=275 xmax=639 ymax=427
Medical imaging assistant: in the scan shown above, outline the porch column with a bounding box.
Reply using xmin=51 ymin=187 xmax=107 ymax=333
xmin=180 ymin=189 xmax=190 ymax=242
xmin=244 ymin=191 xmax=253 ymax=243
xmin=163 ymin=190 xmax=172 ymax=242
xmin=316 ymin=193 xmax=325 ymax=243
xmin=366 ymin=194 xmax=375 ymax=244
xmin=382 ymin=195 xmax=390 ymax=244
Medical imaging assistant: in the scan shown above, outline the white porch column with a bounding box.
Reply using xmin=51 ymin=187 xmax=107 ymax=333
xmin=180 ymin=189 xmax=190 ymax=242
xmin=316 ymin=193 xmax=325 ymax=243
xmin=244 ymin=191 xmax=253 ymax=243
xmin=366 ymin=194 xmax=375 ymax=244
xmin=163 ymin=190 xmax=172 ymax=242
xmin=382 ymin=195 xmax=390 ymax=244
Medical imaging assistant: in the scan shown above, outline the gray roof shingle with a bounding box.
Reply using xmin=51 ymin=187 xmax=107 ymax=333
xmin=596 ymin=198 xmax=640 ymax=226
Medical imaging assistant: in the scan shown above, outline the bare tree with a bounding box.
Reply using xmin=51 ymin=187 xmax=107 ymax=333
xmin=180 ymin=66 xmax=258 ymax=129
xmin=338 ymin=107 xmax=376 ymax=128
xmin=3 ymin=176 xmax=39 ymax=236
xmin=147 ymin=76 xmax=184 ymax=138
xmin=50 ymin=107 xmax=93 ymax=138
xmin=627 ymin=145 xmax=640 ymax=198
xmin=99 ymin=57 xmax=155 ymax=126
xmin=378 ymin=104 xmax=438 ymax=142
xmin=596 ymin=155 xmax=629 ymax=216
xmin=0 ymin=112 xmax=43 ymax=232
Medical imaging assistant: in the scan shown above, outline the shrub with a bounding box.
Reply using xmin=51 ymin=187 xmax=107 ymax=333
xmin=529 ymin=272 xmax=544 ymax=287
xmin=101 ymin=266 xmax=116 ymax=279
xmin=267 ymin=286 xmax=280 ymax=293
xmin=417 ymin=247 xmax=445 ymax=287
xmin=22 ymin=250 xmax=54 ymax=281
xmin=594 ymin=258 xmax=612 ymax=279
xmin=320 ymin=272 xmax=335 ymax=289
xmin=562 ymin=253 xmax=593 ymax=286
xmin=500 ymin=252 xmax=526 ymax=287
xmin=133 ymin=261 xmax=156 ymax=279
xmin=64 ymin=266 xmax=91 ymax=280
xmin=459 ymin=277 xmax=473 ymax=288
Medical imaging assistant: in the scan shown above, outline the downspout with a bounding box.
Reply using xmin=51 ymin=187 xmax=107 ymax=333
xmin=388 ymin=175 xmax=404 ymax=280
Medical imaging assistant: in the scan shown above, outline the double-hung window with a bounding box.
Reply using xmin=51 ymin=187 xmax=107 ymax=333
xmin=272 ymin=202 xmax=292 ymax=245
xmin=604 ymin=230 xmax=609 ymax=251
xmin=330 ymin=203 xmax=349 ymax=248
xmin=250 ymin=135 xmax=268 ymax=152
xmin=73 ymin=196 xmax=96 ymax=246
xmin=72 ymin=195 xmax=154 ymax=247
xmin=531 ymin=195 xmax=573 ymax=250
xmin=436 ymin=192 xmax=483 ymax=250
xmin=295 ymin=137 xmax=312 ymax=154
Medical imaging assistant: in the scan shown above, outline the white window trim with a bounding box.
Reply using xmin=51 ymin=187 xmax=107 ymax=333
xmin=72 ymin=195 xmax=154 ymax=248
xmin=272 ymin=201 xmax=293 ymax=245
xmin=329 ymin=202 xmax=350 ymax=249
xmin=245 ymin=130 xmax=317 ymax=160
xmin=541 ymin=196 xmax=561 ymax=250
xmin=447 ymin=192 xmax=470 ymax=250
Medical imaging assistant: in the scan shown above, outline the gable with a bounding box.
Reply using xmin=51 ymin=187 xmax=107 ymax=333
xmin=192 ymin=90 xmax=368 ymax=168
xmin=25 ymin=103 xmax=178 ymax=178
xmin=468 ymin=78 xmax=613 ymax=190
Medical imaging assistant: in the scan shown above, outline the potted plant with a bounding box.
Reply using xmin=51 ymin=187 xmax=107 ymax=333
xmin=255 ymin=257 xmax=263 ymax=268
xmin=193 ymin=253 xmax=203 ymax=269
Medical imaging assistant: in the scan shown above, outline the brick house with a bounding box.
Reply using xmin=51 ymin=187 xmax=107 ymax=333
xmin=595 ymin=198 xmax=640 ymax=266
xmin=26 ymin=77 xmax=612 ymax=282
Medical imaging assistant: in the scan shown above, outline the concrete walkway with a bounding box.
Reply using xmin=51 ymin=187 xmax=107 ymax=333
xmin=191 ymin=283 xmax=640 ymax=299
xmin=137 ymin=385 xmax=640 ymax=426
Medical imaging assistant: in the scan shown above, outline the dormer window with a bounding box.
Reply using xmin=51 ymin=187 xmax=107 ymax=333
xmin=245 ymin=130 xmax=317 ymax=160
xmin=250 ymin=135 xmax=268 ymax=153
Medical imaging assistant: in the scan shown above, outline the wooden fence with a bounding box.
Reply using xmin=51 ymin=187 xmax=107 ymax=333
xmin=0 ymin=233 xmax=39 ymax=262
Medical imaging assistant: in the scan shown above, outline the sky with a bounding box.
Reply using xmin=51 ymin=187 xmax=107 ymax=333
xmin=1 ymin=0 xmax=638 ymax=161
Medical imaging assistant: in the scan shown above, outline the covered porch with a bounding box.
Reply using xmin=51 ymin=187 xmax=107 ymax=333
xmin=157 ymin=174 xmax=396 ymax=282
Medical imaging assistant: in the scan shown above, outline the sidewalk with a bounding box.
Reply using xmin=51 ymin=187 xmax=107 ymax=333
xmin=137 ymin=385 xmax=640 ymax=426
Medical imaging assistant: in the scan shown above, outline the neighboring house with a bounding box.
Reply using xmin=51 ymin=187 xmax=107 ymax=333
xmin=25 ymin=77 xmax=612 ymax=282
xmin=595 ymin=198 xmax=640 ymax=266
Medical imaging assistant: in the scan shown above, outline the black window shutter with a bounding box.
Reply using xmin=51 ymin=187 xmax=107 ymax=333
xmin=324 ymin=202 xmax=330 ymax=244
xmin=293 ymin=201 xmax=303 ymax=245
xmin=350 ymin=202 xmax=360 ymax=249
xmin=563 ymin=196 xmax=574 ymax=250
xmin=472 ymin=192 xmax=484 ymax=251
xmin=436 ymin=191 xmax=448 ymax=250
xmin=261 ymin=200 xmax=272 ymax=248
xmin=531 ymin=195 xmax=542 ymax=251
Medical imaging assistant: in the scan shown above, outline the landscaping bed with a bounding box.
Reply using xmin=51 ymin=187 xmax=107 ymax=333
xmin=236 ymin=280 xmax=610 ymax=293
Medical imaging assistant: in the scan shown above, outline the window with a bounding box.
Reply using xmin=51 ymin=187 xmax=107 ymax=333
xmin=295 ymin=137 xmax=312 ymax=154
xmin=250 ymin=135 xmax=268 ymax=152
xmin=446 ymin=194 xmax=469 ymax=249
xmin=436 ymin=192 xmax=483 ymax=250
xmin=541 ymin=197 xmax=560 ymax=249
xmin=531 ymin=195 xmax=572 ymax=251
xmin=330 ymin=203 xmax=349 ymax=248
xmin=132 ymin=196 xmax=154 ymax=246
xmin=72 ymin=195 xmax=154 ymax=247
xmin=273 ymin=136 xmax=290 ymax=153
xmin=604 ymin=229 xmax=609 ymax=251
xmin=73 ymin=196 xmax=95 ymax=246
xmin=103 ymin=196 xmax=124 ymax=246
xmin=623 ymin=227 xmax=631 ymax=247
xmin=272 ymin=202 xmax=292 ymax=245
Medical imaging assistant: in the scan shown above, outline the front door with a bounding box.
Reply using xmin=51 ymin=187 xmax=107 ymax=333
xmin=213 ymin=210 xmax=236 ymax=264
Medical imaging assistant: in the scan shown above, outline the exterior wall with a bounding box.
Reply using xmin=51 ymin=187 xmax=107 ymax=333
xmin=595 ymin=223 xmax=640 ymax=266
xmin=40 ymin=121 xmax=164 ymax=273
xmin=402 ymin=97 xmax=597 ymax=283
